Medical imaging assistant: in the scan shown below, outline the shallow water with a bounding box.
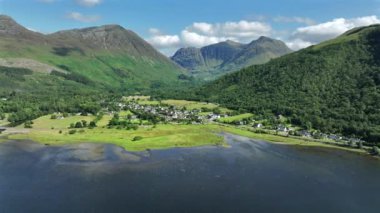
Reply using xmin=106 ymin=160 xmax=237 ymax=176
xmin=1 ymin=134 xmax=380 ymax=213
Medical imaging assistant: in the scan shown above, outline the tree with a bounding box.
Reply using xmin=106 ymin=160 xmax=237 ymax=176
xmin=0 ymin=112 xmax=6 ymax=120
xmin=132 ymin=136 xmax=143 ymax=141
xmin=305 ymin=121 xmax=313 ymax=131
xmin=212 ymin=107 xmax=222 ymax=115
xmin=75 ymin=122 xmax=83 ymax=128
xmin=89 ymin=121 xmax=97 ymax=128
xmin=24 ymin=120 xmax=33 ymax=128
xmin=373 ymin=146 xmax=380 ymax=155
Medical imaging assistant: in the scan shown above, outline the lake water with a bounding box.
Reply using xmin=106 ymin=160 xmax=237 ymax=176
xmin=1 ymin=133 xmax=380 ymax=213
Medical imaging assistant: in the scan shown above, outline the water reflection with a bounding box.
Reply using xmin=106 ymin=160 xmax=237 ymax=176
xmin=0 ymin=134 xmax=380 ymax=213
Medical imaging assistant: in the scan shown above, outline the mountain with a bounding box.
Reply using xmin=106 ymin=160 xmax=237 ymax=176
xmin=0 ymin=15 xmax=183 ymax=91
xmin=171 ymin=37 xmax=292 ymax=79
xmin=192 ymin=25 xmax=380 ymax=143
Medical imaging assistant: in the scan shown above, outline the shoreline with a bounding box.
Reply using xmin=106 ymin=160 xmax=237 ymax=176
xmin=214 ymin=125 xmax=375 ymax=157
xmin=1 ymin=124 xmax=376 ymax=158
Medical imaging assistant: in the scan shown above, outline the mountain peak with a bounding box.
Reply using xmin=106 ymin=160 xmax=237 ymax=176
xmin=0 ymin=14 xmax=26 ymax=33
xmin=0 ymin=14 xmax=44 ymax=41
xmin=172 ymin=36 xmax=292 ymax=78
xmin=224 ymin=39 xmax=241 ymax=45
xmin=0 ymin=14 xmax=14 ymax=21
xmin=256 ymin=36 xmax=276 ymax=43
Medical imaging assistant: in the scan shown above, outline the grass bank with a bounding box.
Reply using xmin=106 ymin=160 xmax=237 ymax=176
xmin=3 ymin=113 xmax=370 ymax=154
xmin=8 ymin=124 xmax=226 ymax=151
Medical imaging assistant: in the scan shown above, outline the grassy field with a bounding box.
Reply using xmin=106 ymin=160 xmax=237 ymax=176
xmin=9 ymin=124 xmax=226 ymax=151
xmin=0 ymin=119 xmax=9 ymax=127
xmin=4 ymin=113 xmax=367 ymax=154
xmin=124 ymin=96 xmax=150 ymax=101
xmin=17 ymin=115 xmax=96 ymax=129
xmin=119 ymin=111 xmax=133 ymax=117
xmin=138 ymin=100 xmax=161 ymax=105
xmin=218 ymin=113 xmax=254 ymax=123
xmin=97 ymin=114 xmax=113 ymax=127
xmin=0 ymin=113 xmax=8 ymax=126
xmin=161 ymin=99 xmax=231 ymax=112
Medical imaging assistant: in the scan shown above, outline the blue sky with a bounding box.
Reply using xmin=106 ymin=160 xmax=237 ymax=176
xmin=1 ymin=0 xmax=380 ymax=55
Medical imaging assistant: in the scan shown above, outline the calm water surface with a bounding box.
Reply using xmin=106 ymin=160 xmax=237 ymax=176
xmin=1 ymin=133 xmax=380 ymax=213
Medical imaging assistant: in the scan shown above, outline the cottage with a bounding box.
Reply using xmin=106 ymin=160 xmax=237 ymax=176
xmin=208 ymin=114 xmax=221 ymax=121
xmin=254 ymin=123 xmax=263 ymax=128
xmin=0 ymin=127 xmax=6 ymax=133
xmin=328 ymin=135 xmax=342 ymax=141
xmin=298 ymin=130 xmax=312 ymax=138
xmin=277 ymin=125 xmax=289 ymax=132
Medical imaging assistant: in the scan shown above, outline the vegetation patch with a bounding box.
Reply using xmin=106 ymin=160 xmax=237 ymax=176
xmin=218 ymin=113 xmax=253 ymax=124
xmin=9 ymin=124 xmax=226 ymax=151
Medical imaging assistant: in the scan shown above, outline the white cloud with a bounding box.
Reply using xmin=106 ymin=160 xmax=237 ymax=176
xmin=147 ymin=15 xmax=380 ymax=55
xmin=76 ymin=0 xmax=102 ymax=7
xmin=147 ymin=20 xmax=272 ymax=55
xmin=66 ymin=12 xmax=101 ymax=23
xmin=181 ymin=30 xmax=227 ymax=47
xmin=285 ymin=39 xmax=313 ymax=50
xmin=287 ymin=16 xmax=380 ymax=50
xmin=146 ymin=28 xmax=181 ymax=55
xmin=186 ymin=21 xmax=272 ymax=41
xmin=147 ymin=28 xmax=181 ymax=49
xmin=273 ymin=16 xmax=316 ymax=25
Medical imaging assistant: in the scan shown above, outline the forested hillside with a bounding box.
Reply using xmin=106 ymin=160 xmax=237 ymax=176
xmin=192 ymin=25 xmax=380 ymax=143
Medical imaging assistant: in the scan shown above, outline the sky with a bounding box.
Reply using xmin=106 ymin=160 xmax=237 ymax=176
xmin=1 ymin=0 xmax=380 ymax=55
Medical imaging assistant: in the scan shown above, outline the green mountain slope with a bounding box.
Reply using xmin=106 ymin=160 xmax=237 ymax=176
xmin=0 ymin=15 xmax=183 ymax=91
xmin=171 ymin=37 xmax=292 ymax=79
xmin=195 ymin=25 xmax=380 ymax=143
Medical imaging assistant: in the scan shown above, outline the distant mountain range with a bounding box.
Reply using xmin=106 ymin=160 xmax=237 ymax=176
xmin=0 ymin=15 xmax=183 ymax=91
xmin=171 ymin=37 xmax=292 ymax=79
xmin=192 ymin=24 xmax=380 ymax=143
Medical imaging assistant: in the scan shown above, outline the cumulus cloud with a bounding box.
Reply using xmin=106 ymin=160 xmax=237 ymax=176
xmin=273 ymin=16 xmax=316 ymax=25
xmin=147 ymin=28 xmax=181 ymax=49
xmin=147 ymin=15 xmax=380 ymax=55
xmin=180 ymin=30 xmax=227 ymax=47
xmin=147 ymin=20 xmax=272 ymax=55
xmin=66 ymin=12 xmax=101 ymax=23
xmin=285 ymin=39 xmax=313 ymax=50
xmin=287 ymin=16 xmax=380 ymax=50
xmin=76 ymin=0 xmax=102 ymax=7
xmin=185 ymin=21 xmax=272 ymax=42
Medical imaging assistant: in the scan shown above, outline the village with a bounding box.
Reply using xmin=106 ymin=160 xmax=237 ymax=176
xmin=112 ymin=98 xmax=366 ymax=148
xmin=0 ymin=96 xmax=369 ymax=152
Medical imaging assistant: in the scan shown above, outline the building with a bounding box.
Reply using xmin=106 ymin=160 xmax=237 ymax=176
xmin=277 ymin=125 xmax=289 ymax=132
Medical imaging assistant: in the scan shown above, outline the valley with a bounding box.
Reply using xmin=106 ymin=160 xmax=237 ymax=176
xmin=0 ymin=16 xmax=379 ymax=156
xmin=0 ymin=96 xmax=374 ymax=155
xmin=1 ymin=1 xmax=380 ymax=211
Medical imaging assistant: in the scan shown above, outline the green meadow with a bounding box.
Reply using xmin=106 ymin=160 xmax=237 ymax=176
xmin=218 ymin=113 xmax=254 ymax=123
xmin=9 ymin=124 xmax=226 ymax=151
